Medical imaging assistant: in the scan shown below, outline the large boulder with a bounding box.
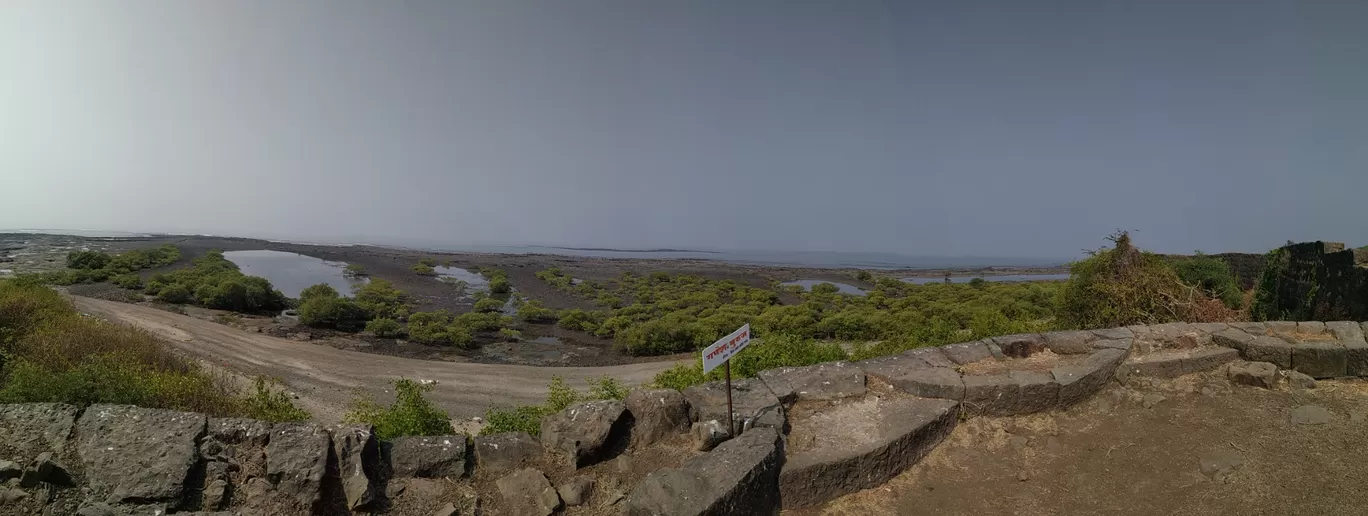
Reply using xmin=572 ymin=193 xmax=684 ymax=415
xmin=938 ymin=341 xmax=993 ymax=364
xmin=496 ymin=468 xmax=561 ymax=516
xmin=388 ymin=435 xmax=468 ymax=478
xmin=540 ymin=400 xmax=631 ymax=468
xmin=1244 ymin=335 xmax=1294 ymax=369
xmin=993 ymin=334 xmax=1046 ymax=358
xmin=75 ymin=405 xmax=207 ymax=503
xmin=623 ymin=388 xmax=691 ymax=449
xmin=780 ymin=397 xmax=957 ymax=508
xmin=682 ymin=378 xmax=784 ymax=434
xmin=1052 ymin=349 xmax=1126 ymax=407
xmin=265 ymin=422 xmax=331 ymax=508
xmin=1291 ymin=340 xmax=1348 ymax=378
xmin=758 ymin=361 xmax=866 ymax=406
xmin=0 ymin=403 xmax=79 ymax=460
xmin=1228 ymin=361 xmax=1279 ymax=389
xmin=474 ymin=431 xmax=542 ymax=476
xmin=1336 ymin=322 xmax=1368 ymax=375
xmin=207 ymin=417 xmax=273 ymax=446
xmin=961 ymin=374 xmax=1020 ymax=416
xmin=624 ymin=427 xmax=784 ymax=516
xmin=1042 ymin=331 xmax=1096 ymax=355
xmin=331 ymin=425 xmax=381 ymax=510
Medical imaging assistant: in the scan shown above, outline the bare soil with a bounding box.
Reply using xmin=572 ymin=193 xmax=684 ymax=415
xmin=807 ymin=373 xmax=1368 ymax=516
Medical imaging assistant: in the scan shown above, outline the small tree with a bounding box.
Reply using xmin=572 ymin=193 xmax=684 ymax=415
xmin=412 ymin=263 xmax=435 ymax=276
xmin=344 ymin=379 xmax=452 ymax=439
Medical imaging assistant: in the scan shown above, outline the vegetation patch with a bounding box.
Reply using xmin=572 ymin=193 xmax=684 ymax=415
xmin=345 ymin=378 xmax=452 ymax=439
xmin=141 ymin=250 xmax=288 ymax=313
xmin=481 ymin=376 xmax=629 ymax=436
xmin=26 ymin=244 xmax=181 ymax=286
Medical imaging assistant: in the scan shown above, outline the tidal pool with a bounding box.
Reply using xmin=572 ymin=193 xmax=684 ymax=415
xmin=780 ymin=280 xmax=867 ymax=296
xmin=223 ymin=250 xmax=366 ymax=298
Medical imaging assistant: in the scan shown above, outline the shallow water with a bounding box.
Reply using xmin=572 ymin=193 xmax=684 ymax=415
xmin=902 ymin=273 xmax=1071 ymax=285
xmin=224 ymin=250 xmax=366 ymax=298
xmin=780 ymin=280 xmax=867 ymax=296
xmin=433 ymin=266 xmax=489 ymax=291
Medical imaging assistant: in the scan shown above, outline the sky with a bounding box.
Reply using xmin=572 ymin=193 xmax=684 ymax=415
xmin=2 ymin=0 xmax=1366 ymax=258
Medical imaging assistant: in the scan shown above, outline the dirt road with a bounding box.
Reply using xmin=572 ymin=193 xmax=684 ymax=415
xmin=70 ymin=296 xmax=682 ymax=422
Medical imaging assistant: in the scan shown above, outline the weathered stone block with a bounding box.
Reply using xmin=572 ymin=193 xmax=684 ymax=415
xmin=1053 ymin=349 xmax=1126 ymax=407
xmin=691 ymin=420 xmax=730 ymax=452
xmin=1228 ymin=361 xmax=1278 ymax=389
xmin=474 ymin=431 xmax=541 ymax=475
xmin=0 ymin=403 xmax=79 ymax=460
xmin=1192 ymin=322 xmax=1231 ymax=334
xmin=623 ymin=388 xmax=691 ymax=449
xmin=331 ymin=425 xmax=380 ymax=509
xmin=496 ymin=468 xmax=561 ymax=516
xmin=1042 ymin=331 xmax=1095 ymax=355
xmin=1229 ymin=322 xmax=1268 ymax=335
xmin=541 ymin=400 xmax=630 ymax=468
xmin=1008 ymin=370 xmax=1059 ymax=414
xmin=1266 ymin=321 xmax=1298 ymax=334
xmin=265 ymin=422 xmax=331 ymax=508
xmin=961 ymin=374 xmax=1020 ymax=416
xmin=1212 ymin=328 xmax=1255 ymax=353
xmin=905 ymin=346 xmax=955 ymax=368
xmin=939 ymin=341 xmax=993 ymax=364
xmin=1291 ymin=342 xmax=1348 ymax=379
xmin=682 ymin=378 xmax=784 ymax=433
xmin=1297 ymin=321 xmax=1326 ymax=333
xmin=1183 ymin=347 xmax=1240 ymax=375
xmin=389 ymin=435 xmax=467 ymax=478
xmin=993 ymin=334 xmax=1046 ymax=358
xmin=1245 ymin=335 xmax=1294 ymax=369
xmin=1092 ymin=338 xmax=1132 ymax=351
xmin=1092 ymin=327 xmax=1134 ymax=340
xmin=625 ymin=427 xmax=783 ymax=516
xmin=207 ymin=418 xmax=273 ymax=446
xmin=779 ymin=397 xmax=957 ymax=509
xmin=759 ymin=361 xmax=866 ymax=406
xmin=860 ymin=356 xmax=965 ymax=401
xmin=1125 ymin=354 xmax=1186 ymax=378
xmin=76 ymin=405 xmax=206 ymax=503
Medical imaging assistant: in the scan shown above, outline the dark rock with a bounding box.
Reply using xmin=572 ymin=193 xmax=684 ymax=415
xmin=76 ymin=404 xmax=207 ymax=503
xmin=1297 ymin=321 xmax=1326 ymax=333
xmin=1142 ymin=394 xmax=1166 ymax=409
xmin=1198 ymin=449 xmax=1246 ymax=481
xmin=1092 ymin=327 xmax=1134 ymax=340
xmin=1344 ymin=324 xmax=1368 ymax=376
xmin=961 ymin=374 xmax=1020 ymax=416
xmin=1124 ymin=354 xmax=1186 ymax=378
xmin=1290 ymin=405 xmax=1331 ymax=425
xmin=433 ymin=503 xmax=458 ymax=516
xmin=625 ymin=427 xmax=783 ymax=516
xmin=682 ymin=378 xmax=784 ymax=434
xmin=1227 ymin=361 xmax=1279 ymax=389
xmin=207 ymin=418 xmax=273 ymax=446
xmin=1092 ymin=338 xmax=1132 ymax=351
xmin=691 ymin=420 xmax=731 ymax=451
xmin=495 ymin=468 xmax=560 ymax=516
xmin=1291 ymin=341 xmax=1348 ymax=378
xmin=1184 ymin=347 xmax=1239 ymax=374
xmin=759 ymin=361 xmax=866 ymax=406
xmin=75 ymin=503 xmax=114 ymax=516
xmin=474 ymin=431 xmax=541 ymax=476
xmin=1244 ymin=335 xmax=1294 ymax=369
xmin=939 ymin=341 xmax=993 ymax=364
xmin=541 ymin=400 xmax=630 ymax=468
xmin=859 ymin=354 xmax=965 ymax=400
xmin=993 ymin=334 xmax=1046 ymax=358
xmin=556 ymin=476 xmax=594 ymax=506
xmin=203 ymin=479 xmax=229 ymax=510
xmin=779 ymin=397 xmax=957 ymax=509
xmin=1042 ymin=331 xmax=1096 ymax=355
xmin=0 ymin=403 xmax=79 ymax=459
xmin=623 ymin=388 xmax=691 ymax=448
xmin=331 ymin=425 xmax=381 ymax=509
xmin=1229 ymin=322 xmax=1268 ymax=335
xmin=1286 ymin=370 xmax=1317 ymax=390
xmin=389 ymin=435 xmax=467 ymax=478
xmin=1008 ymin=370 xmax=1059 ymax=414
xmin=905 ymin=346 xmax=956 ymax=368
xmin=0 ymin=461 xmax=19 ymax=483
xmin=984 ymin=340 xmax=1006 ymax=359
xmin=265 ymin=422 xmax=331 ymax=508
xmin=19 ymin=451 xmax=72 ymax=488
xmin=1053 ymin=349 xmax=1126 ymax=407
xmin=1192 ymin=323 xmax=1231 ymax=334
xmin=1212 ymin=328 xmax=1256 ymax=353
xmin=0 ymin=486 xmax=29 ymax=505
xmin=1266 ymin=321 xmax=1298 ymax=335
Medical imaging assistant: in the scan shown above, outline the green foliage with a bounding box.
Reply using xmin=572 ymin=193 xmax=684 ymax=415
xmin=67 ymin=250 xmax=112 ymax=270
xmin=240 ymin=377 xmax=310 ymax=422
xmin=156 ymin=284 xmax=193 ymax=304
xmin=36 ymin=245 xmax=181 ymax=287
xmin=1171 ymin=253 xmax=1244 ymax=309
xmin=300 ymin=283 xmax=340 ymax=300
xmin=1056 ymin=232 xmax=1230 ymax=329
xmin=517 ymin=300 xmax=557 ymax=323
xmin=343 ymin=263 xmax=367 ymax=277
xmin=456 ymin=311 xmax=510 ymax=332
xmin=473 ymin=297 xmax=504 ymax=313
xmin=418 ymin=258 xmax=437 ymax=267
xmin=141 ymin=250 xmax=286 ymax=313
xmin=498 ymin=328 xmax=522 ymax=340
xmin=406 ymin=310 xmax=475 ymax=347
xmin=352 ymin=279 xmax=410 ymax=320
xmin=298 ymin=294 xmax=367 ymax=331
xmin=556 ymin=309 xmax=603 ymax=332
xmin=111 ymin=273 xmax=143 ymax=290
xmin=412 ymin=263 xmax=435 ymax=276
xmin=365 ymin=317 xmax=404 ymax=337
xmin=1250 ymin=248 xmax=1288 ymax=321
xmin=651 ymin=334 xmax=848 ymax=390
xmin=481 ymin=376 xmax=626 ymax=436
xmin=853 ymin=270 xmax=873 ymax=282
xmin=969 ymin=277 xmax=987 ymax=289
xmin=345 ymin=379 xmax=452 ymax=439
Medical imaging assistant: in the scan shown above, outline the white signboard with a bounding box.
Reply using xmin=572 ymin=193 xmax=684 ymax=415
xmin=702 ymin=324 xmax=751 ymax=374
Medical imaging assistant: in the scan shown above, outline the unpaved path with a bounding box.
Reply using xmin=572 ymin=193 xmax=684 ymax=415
xmin=70 ymin=296 xmax=682 ymax=422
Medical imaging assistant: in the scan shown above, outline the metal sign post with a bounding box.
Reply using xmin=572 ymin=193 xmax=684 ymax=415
xmin=702 ymin=324 xmax=751 ymax=437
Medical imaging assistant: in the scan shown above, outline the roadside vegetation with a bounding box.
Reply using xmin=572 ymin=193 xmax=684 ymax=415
xmin=0 ymin=279 xmax=307 ymax=421
xmin=297 ymin=279 xmax=410 ymax=331
xmin=25 ymin=244 xmax=181 ymax=286
xmin=141 ymin=250 xmax=288 ymax=313
xmin=481 ymin=376 xmax=629 ymax=436
xmin=345 ymin=378 xmax=452 ymax=439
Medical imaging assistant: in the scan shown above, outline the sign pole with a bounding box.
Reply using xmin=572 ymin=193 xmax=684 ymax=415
xmin=725 ymin=360 xmax=735 ymax=436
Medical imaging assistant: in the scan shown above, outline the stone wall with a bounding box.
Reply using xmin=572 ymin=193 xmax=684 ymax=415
xmin=1162 ymin=252 xmax=1269 ymax=290
xmin=3 ymin=320 xmax=1366 ymax=515
xmin=1253 ymin=241 xmax=1368 ymax=321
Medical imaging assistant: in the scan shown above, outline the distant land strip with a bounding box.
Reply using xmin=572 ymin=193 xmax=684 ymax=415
xmin=546 ymin=246 xmax=721 ymax=254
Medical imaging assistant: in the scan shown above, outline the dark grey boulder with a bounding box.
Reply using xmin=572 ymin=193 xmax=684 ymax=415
xmin=779 ymin=397 xmax=957 ymax=509
xmin=758 ymin=361 xmax=866 ymax=406
xmin=265 ymin=422 xmax=331 ymax=508
xmin=1192 ymin=322 xmax=1231 ymax=334
xmin=1244 ymin=335 xmax=1294 ymax=369
xmin=0 ymin=403 xmax=79 ymax=460
xmin=1092 ymin=327 xmax=1134 ymax=340
xmin=905 ymin=346 xmax=956 ymax=368
xmin=939 ymin=341 xmax=993 ymax=364
xmin=624 ymin=388 xmax=691 ymax=448
xmin=1092 ymin=338 xmax=1132 ymax=351
xmin=1008 ymin=370 xmax=1060 ymax=414
xmin=682 ymin=378 xmax=784 ymax=434
xmin=691 ymin=420 xmax=731 ymax=452
xmin=859 ymin=354 xmax=965 ymax=401
xmin=76 ymin=405 xmax=206 ymax=503
xmin=993 ymin=334 xmax=1046 ymax=358
xmin=474 ymin=431 xmax=541 ymax=476
xmin=1229 ymin=322 xmax=1268 ymax=335
xmin=389 ymin=435 xmax=468 ymax=478
xmin=331 ymin=424 xmax=381 ymax=509
xmin=556 ymin=476 xmax=595 ymax=506
xmin=961 ymin=374 xmax=1020 ymax=416
xmin=1291 ymin=341 xmax=1348 ymax=378
xmin=19 ymin=451 xmax=73 ymax=488
xmin=625 ymin=427 xmax=783 ymax=516
xmin=0 ymin=460 xmax=19 ymax=482
xmin=496 ymin=468 xmax=561 ymax=516
xmin=1125 ymin=354 xmax=1186 ymax=378
xmin=1042 ymin=331 xmax=1096 ymax=355
xmin=1337 ymin=322 xmax=1368 ymax=375
xmin=203 ymin=479 xmax=229 ymax=510
xmin=207 ymin=417 xmax=273 ymax=446
xmin=1286 ymin=370 xmax=1317 ymax=390
xmin=1184 ymin=347 xmax=1240 ymax=375
xmin=541 ymin=399 xmax=630 ymax=468
xmin=1228 ymin=361 xmax=1279 ymax=389
xmin=1053 ymin=349 xmax=1126 ymax=407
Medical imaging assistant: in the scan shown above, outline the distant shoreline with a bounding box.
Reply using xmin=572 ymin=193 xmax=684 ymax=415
xmin=544 ymin=246 xmax=721 ymax=254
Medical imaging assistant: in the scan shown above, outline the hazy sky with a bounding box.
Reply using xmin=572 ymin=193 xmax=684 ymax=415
xmin=3 ymin=1 xmax=1366 ymax=257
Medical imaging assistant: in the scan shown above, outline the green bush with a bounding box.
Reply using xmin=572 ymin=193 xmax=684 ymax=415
xmin=299 ymin=295 xmax=367 ymax=331
xmin=1057 ymin=232 xmax=1231 ymax=329
xmin=352 ymin=279 xmax=409 ymax=320
xmin=407 ymin=310 xmax=474 ymax=347
xmin=651 ymin=334 xmax=847 ymax=390
xmin=853 ymin=270 xmax=873 ymax=282
xmin=343 ymin=264 xmax=367 ymax=277
xmin=67 ymin=250 xmax=112 ymax=270
xmin=111 ymin=273 xmax=143 ymax=290
xmin=489 ymin=277 xmax=511 ymax=294
xmin=412 ymin=263 xmax=435 ymax=276
xmin=474 ymin=297 xmax=504 ymax=313
xmin=517 ymin=300 xmax=557 ymax=323
xmin=481 ymin=376 xmax=626 ymax=436
xmin=418 ymin=258 xmax=437 ymax=267
xmin=138 ymin=250 xmax=286 ymax=313
xmin=240 ymin=377 xmax=310 ymax=422
xmin=345 ymin=379 xmax=452 ymax=439
xmin=365 ymin=317 xmax=404 ymax=337
xmin=156 ymin=284 xmax=193 ymax=304
xmin=1171 ymin=253 xmax=1243 ymax=309
xmin=556 ymin=309 xmax=604 ymax=332
xmin=498 ymin=328 xmax=522 ymax=340
xmin=300 ymin=283 xmax=340 ymax=300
